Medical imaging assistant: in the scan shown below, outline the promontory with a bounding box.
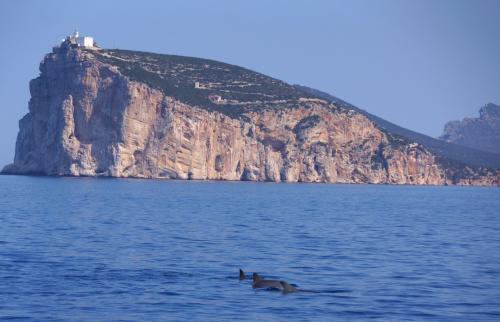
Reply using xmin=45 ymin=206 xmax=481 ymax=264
xmin=3 ymin=34 xmax=500 ymax=186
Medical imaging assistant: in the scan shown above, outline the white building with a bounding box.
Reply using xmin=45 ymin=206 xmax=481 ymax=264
xmin=72 ymin=29 xmax=94 ymax=48
xmin=77 ymin=36 xmax=94 ymax=47
xmin=208 ymin=94 xmax=223 ymax=103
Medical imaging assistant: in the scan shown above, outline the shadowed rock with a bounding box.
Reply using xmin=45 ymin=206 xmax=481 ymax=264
xmin=440 ymin=103 xmax=500 ymax=154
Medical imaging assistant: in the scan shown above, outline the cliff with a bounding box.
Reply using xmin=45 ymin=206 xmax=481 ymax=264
xmin=440 ymin=103 xmax=500 ymax=154
xmin=2 ymin=44 xmax=499 ymax=185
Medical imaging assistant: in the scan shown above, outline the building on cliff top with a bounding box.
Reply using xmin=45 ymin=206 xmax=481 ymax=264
xmin=60 ymin=29 xmax=97 ymax=49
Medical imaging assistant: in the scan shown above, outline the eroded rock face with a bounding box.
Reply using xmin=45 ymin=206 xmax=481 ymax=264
xmin=3 ymin=46 xmax=499 ymax=186
xmin=440 ymin=103 xmax=500 ymax=154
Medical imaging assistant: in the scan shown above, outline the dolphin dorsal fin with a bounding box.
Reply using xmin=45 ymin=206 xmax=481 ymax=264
xmin=252 ymin=273 xmax=262 ymax=283
xmin=280 ymin=281 xmax=297 ymax=294
xmin=239 ymin=268 xmax=245 ymax=280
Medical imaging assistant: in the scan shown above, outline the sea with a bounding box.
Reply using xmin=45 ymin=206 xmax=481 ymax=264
xmin=0 ymin=175 xmax=499 ymax=321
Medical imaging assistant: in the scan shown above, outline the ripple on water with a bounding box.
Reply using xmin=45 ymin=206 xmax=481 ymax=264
xmin=0 ymin=176 xmax=499 ymax=321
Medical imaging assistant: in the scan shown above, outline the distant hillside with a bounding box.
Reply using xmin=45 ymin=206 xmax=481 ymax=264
xmin=440 ymin=103 xmax=500 ymax=154
xmin=294 ymin=85 xmax=500 ymax=169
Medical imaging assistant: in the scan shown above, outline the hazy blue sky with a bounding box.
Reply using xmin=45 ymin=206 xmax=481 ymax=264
xmin=1 ymin=0 xmax=499 ymax=167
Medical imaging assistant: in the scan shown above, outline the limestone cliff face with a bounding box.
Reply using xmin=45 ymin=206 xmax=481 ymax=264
xmin=440 ymin=103 xmax=500 ymax=154
xmin=3 ymin=46 xmax=499 ymax=186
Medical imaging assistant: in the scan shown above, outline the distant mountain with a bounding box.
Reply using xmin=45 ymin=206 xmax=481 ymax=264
xmin=2 ymin=40 xmax=499 ymax=185
xmin=439 ymin=103 xmax=500 ymax=154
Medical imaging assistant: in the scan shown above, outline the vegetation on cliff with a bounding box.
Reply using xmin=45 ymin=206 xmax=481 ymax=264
xmin=93 ymin=49 xmax=316 ymax=119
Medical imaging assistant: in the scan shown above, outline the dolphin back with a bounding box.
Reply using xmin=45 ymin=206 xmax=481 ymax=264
xmin=252 ymin=272 xmax=263 ymax=283
xmin=280 ymin=281 xmax=298 ymax=294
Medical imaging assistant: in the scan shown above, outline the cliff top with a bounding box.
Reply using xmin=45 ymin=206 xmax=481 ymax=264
xmin=91 ymin=49 xmax=321 ymax=118
xmin=479 ymin=103 xmax=500 ymax=119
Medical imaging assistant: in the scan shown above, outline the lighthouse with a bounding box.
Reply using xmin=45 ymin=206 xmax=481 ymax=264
xmin=76 ymin=30 xmax=94 ymax=48
xmin=65 ymin=28 xmax=94 ymax=48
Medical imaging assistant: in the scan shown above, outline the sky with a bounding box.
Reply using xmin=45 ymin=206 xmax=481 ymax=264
xmin=0 ymin=0 xmax=499 ymax=167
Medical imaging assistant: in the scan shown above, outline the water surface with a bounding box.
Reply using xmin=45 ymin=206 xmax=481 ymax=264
xmin=1 ymin=176 xmax=499 ymax=321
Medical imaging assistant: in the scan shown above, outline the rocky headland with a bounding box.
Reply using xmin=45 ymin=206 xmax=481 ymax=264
xmin=2 ymin=42 xmax=499 ymax=185
xmin=440 ymin=103 xmax=500 ymax=154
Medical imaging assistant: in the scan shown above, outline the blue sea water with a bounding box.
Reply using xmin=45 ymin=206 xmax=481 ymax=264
xmin=0 ymin=175 xmax=499 ymax=321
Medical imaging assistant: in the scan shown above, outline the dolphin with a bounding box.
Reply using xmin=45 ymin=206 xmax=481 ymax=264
xmin=280 ymin=281 xmax=321 ymax=294
xmin=280 ymin=281 xmax=298 ymax=294
xmin=252 ymin=272 xmax=283 ymax=290
xmin=240 ymin=269 xmax=306 ymax=294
